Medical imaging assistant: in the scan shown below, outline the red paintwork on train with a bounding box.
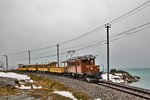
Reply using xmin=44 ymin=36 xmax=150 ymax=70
xmin=66 ymin=55 xmax=100 ymax=74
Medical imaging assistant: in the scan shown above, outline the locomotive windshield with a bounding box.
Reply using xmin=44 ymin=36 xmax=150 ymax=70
xmin=82 ymin=59 xmax=91 ymax=65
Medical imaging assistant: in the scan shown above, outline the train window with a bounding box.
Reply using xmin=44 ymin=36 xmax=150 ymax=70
xmin=68 ymin=62 xmax=75 ymax=66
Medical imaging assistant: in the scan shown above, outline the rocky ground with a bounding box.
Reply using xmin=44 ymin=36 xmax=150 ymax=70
xmin=30 ymin=72 xmax=148 ymax=100
xmin=0 ymin=71 xmax=149 ymax=100
xmin=110 ymin=69 xmax=140 ymax=83
xmin=0 ymin=77 xmax=32 ymax=100
xmin=0 ymin=77 xmax=17 ymax=88
xmin=0 ymin=72 xmax=89 ymax=100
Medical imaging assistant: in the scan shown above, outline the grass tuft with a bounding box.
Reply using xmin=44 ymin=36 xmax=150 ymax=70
xmin=0 ymin=87 xmax=21 ymax=96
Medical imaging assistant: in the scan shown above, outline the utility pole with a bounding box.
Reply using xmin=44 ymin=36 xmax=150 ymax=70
xmin=3 ymin=55 xmax=8 ymax=71
xmin=56 ymin=44 xmax=60 ymax=67
xmin=28 ymin=50 xmax=31 ymax=64
xmin=105 ymin=23 xmax=111 ymax=81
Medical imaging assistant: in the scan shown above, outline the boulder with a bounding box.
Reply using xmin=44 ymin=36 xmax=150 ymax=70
xmin=0 ymin=77 xmax=18 ymax=88
xmin=110 ymin=69 xmax=140 ymax=83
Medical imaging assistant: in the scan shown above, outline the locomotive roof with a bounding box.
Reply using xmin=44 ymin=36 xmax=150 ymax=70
xmin=67 ymin=55 xmax=95 ymax=62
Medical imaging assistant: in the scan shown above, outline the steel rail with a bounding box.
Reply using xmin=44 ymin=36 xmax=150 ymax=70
xmin=98 ymin=81 xmax=150 ymax=99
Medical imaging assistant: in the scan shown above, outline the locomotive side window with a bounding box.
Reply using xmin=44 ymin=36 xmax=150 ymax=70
xmin=62 ymin=62 xmax=67 ymax=67
xmin=77 ymin=62 xmax=80 ymax=66
xmin=68 ymin=62 xmax=76 ymax=66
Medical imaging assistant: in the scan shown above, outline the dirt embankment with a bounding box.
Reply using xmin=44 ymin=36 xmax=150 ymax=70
xmin=0 ymin=77 xmax=21 ymax=96
xmin=0 ymin=74 xmax=90 ymax=100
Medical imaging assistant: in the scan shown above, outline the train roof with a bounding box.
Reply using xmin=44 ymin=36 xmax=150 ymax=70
xmin=67 ymin=55 xmax=95 ymax=62
xmin=18 ymin=61 xmax=57 ymax=66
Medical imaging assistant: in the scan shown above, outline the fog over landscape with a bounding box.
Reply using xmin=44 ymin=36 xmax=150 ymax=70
xmin=0 ymin=0 xmax=150 ymax=69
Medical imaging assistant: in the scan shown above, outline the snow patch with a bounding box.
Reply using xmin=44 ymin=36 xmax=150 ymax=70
xmin=15 ymin=85 xmax=42 ymax=89
xmin=0 ymin=72 xmax=30 ymax=80
xmin=114 ymin=73 xmax=122 ymax=76
xmin=0 ymin=72 xmax=42 ymax=89
xmin=32 ymin=85 xmax=42 ymax=89
xmin=102 ymin=73 xmax=124 ymax=83
xmin=53 ymin=91 xmax=77 ymax=100
xmin=15 ymin=85 xmax=32 ymax=89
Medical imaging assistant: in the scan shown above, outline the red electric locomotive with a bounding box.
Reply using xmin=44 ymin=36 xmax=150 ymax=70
xmin=65 ymin=55 xmax=100 ymax=77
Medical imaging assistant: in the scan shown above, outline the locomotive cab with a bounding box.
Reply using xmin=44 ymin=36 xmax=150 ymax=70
xmin=80 ymin=55 xmax=99 ymax=75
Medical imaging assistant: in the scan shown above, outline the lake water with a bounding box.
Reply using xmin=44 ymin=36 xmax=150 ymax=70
xmin=102 ymin=68 xmax=150 ymax=89
xmin=121 ymin=68 xmax=150 ymax=90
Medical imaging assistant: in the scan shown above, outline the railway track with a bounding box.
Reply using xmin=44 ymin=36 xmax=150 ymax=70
xmin=98 ymin=81 xmax=150 ymax=99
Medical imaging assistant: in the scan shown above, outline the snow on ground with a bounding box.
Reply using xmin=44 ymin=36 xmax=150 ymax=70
xmin=0 ymin=72 xmax=42 ymax=89
xmin=94 ymin=98 xmax=102 ymax=100
xmin=53 ymin=91 xmax=102 ymax=100
xmin=32 ymin=85 xmax=42 ymax=89
xmin=101 ymin=73 xmax=124 ymax=83
xmin=15 ymin=85 xmax=32 ymax=89
xmin=114 ymin=73 xmax=123 ymax=76
xmin=0 ymin=72 xmax=30 ymax=80
xmin=53 ymin=91 xmax=78 ymax=100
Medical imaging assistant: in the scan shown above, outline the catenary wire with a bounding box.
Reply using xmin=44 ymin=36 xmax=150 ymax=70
xmin=31 ymin=22 xmax=150 ymax=60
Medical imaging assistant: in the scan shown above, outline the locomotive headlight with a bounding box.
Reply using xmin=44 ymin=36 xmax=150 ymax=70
xmin=91 ymin=67 xmax=93 ymax=70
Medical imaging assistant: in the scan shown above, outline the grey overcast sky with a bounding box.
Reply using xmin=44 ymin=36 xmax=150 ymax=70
xmin=0 ymin=0 xmax=150 ymax=69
